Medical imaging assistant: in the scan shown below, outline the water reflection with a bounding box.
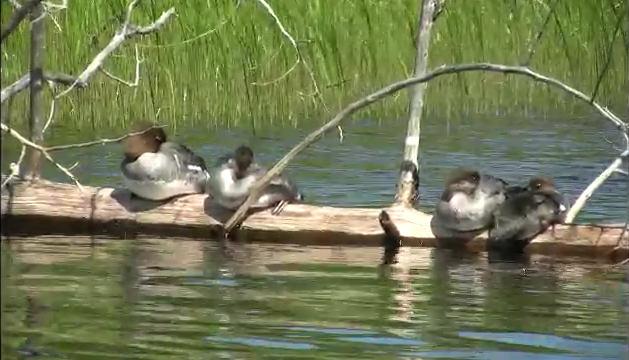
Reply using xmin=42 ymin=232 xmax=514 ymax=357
xmin=1 ymin=237 xmax=627 ymax=359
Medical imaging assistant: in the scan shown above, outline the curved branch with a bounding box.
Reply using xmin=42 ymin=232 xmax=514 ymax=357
xmin=222 ymin=62 xmax=627 ymax=233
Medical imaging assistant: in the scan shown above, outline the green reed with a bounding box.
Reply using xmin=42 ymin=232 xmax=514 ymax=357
xmin=0 ymin=0 xmax=627 ymax=131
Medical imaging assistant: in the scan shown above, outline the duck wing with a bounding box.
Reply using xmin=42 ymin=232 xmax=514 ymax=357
xmin=160 ymin=142 xmax=209 ymax=173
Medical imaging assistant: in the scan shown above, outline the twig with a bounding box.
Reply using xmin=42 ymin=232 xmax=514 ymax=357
xmin=0 ymin=123 xmax=83 ymax=191
xmin=41 ymin=96 xmax=57 ymax=133
xmin=139 ymin=0 xmax=242 ymax=49
xmin=45 ymin=125 xmax=167 ymax=152
xmin=100 ymin=45 xmax=144 ymax=87
xmin=1 ymin=145 xmax=26 ymax=189
xmin=55 ymin=2 xmax=175 ymax=99
xmin=249 ymin=0 xmax=338 ymax=139
xmin=1 ymin=72 xmax=85 ymax=104
xmin=0 ymin=123 xmax=167 ymax=190
xmin=222 ymin=62 xmax=627 ymax=233
xmin=519 ymin=0 xmax=559 ymax=66
xmin=0 ymin=0 xmax=44 ymax=44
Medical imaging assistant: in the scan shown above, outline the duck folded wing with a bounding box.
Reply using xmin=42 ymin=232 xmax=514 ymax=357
xmin=159 ymin=142 xmax=209 ymax=173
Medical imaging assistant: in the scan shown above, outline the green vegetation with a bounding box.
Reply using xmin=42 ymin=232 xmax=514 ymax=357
xmin=1 ymin=0 xmax=627 ymax=130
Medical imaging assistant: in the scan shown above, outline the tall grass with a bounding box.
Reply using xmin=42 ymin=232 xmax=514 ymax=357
xmin=1 ymin=0 xmax=627 ymax=131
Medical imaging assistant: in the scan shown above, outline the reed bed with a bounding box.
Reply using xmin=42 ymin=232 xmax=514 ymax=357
xmin=1 ymin=0 xmax=627 ymax=130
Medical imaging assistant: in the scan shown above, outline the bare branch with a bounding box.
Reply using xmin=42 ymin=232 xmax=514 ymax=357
xmin=100 ymin=45 xmax=144 ymax=87
xmin=222 ymin=62 xmax=627 ymax=233
xmin=0 ymin=123 xmax=167 ymax=191
xmin=249 ymin=0 xmax=337 ymax=140
xmin=564 ymin=132 xmax=629 ymax=223
xmin=395 ymin=0 xmax=441 ymax=207
xmin=0 ymin=123 xmax=84 ymax=191
xmin=41 ymin=96 xmax=57 ymax=133
xmin=55 ymin=3 xmax=176 ymax=99
xmin=45 ymin=125 xmax=167 ymax=152
xmin=139 ymin=0 xmax=242 ymax=49
xmin=563 ymin=155 xmax=628 ymax=223
xmin=1 ymin=146 xmax=26 ymax=189
xmin=1 ymin=72 xmax=86 ymax=104
xmin=0 ymin=0 xmax=44 ymax=44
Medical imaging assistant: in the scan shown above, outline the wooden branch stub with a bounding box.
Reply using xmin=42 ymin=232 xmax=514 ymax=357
xmin=1 ymin=181 xmax=626 ymax=261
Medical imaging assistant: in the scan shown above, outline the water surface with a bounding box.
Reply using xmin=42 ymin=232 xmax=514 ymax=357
xmin=1 ymin=238 xmax=627 ymax=359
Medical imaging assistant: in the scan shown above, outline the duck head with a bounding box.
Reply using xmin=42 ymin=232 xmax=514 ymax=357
xmin=441 ymin=168 xmax=505 ymax=201
xmin=527 ymin=176 xmax=568 ymax=221
xmin=527 ymin=176 xmax=557 ymax=193
xmin=122 ymin=121 xmax=167 ymax=161
xmin=233 ymin=145 xmax=254 ymax=179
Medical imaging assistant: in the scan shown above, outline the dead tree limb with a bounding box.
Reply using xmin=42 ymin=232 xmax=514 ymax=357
xmin=55 ymin=1 xmax=176 ymax=99
xmin=395 ymin=0 xmax=443 ymax=207
xmin=564 ymin=141 xmax=628 ymax=223
xmin=2 ymin=0 xmax=176 ymax=188
xmin=222 ymin=62 xmax=626 ymax=233
xmin=1 ymin=72 xmax=87 ymax=104
xmin=0 ymin=0 xmax=43 ymax=43
xmin=22 ymin=2 xmax=46 ymax=179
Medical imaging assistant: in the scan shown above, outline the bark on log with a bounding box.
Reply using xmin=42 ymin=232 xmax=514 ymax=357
xmin=1 ymin=180 xmax=627 ymax=260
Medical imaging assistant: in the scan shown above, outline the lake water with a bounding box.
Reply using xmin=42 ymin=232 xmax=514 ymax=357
xmin=1 ymin=113 xmax=628 ymax=359
xmin=1 ymin=237 xmax=627 ymax=359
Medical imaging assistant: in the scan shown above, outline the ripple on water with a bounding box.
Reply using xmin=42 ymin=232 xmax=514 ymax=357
xmin=1 ymin=240 xmax=627 ymax=359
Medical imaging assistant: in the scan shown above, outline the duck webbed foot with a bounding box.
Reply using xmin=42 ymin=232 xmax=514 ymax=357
xmin=271 ymin=200 xmax=290 ymax=216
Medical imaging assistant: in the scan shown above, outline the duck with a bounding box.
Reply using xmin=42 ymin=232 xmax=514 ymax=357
xmin=487 ymin=176 xmax=568 ymax=255
xmin=207 ymin=145 xmax=303 ymax=215
xmin=120 ymin=121 xmax=210 ymax=201
xmin=431 ymin=168 xmax=508 ymax=240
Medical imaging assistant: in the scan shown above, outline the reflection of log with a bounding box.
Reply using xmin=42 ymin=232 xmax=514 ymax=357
xmin=1 ymin=180 xmax=627 ymax=260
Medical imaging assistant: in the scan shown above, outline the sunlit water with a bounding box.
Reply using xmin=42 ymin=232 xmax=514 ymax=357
xmin=1 ymin=238 xmax=627 ymax=359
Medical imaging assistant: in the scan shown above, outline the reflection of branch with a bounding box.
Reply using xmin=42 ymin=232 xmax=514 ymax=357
xmin=0 ymin=0 xmax=44 ymax=43
xmin=222 ymin=62 xmax=627 ymax=232
xmin=55 ymin=0 xmax=175 ymax=99
xmin=1 ymin=72 xmax=86 ymax=104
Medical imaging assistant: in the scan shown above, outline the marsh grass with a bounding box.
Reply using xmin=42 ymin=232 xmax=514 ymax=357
xmin=0 ymin=0 xmax=627 ymax=131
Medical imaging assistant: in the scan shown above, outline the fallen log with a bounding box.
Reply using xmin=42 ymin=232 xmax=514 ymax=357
xmin=1 ymin=180 xmax=627 ymax=260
